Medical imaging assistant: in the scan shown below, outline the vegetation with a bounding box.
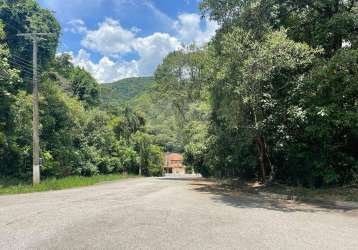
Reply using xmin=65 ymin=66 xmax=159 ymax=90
xmin=0 ymin=0 xmax=164 ymax=184
xmin=0 ymin=0 xmax=357 ymax=191
xmin=100 ymin=77 xmax=155 ymax=106
xmin=0 ymin=174 xmax=133 ymax=195
xmin=102 ymin=73 xmax=201 ymax=153
xmin=153 ymin=0 xmax=358 ymax=188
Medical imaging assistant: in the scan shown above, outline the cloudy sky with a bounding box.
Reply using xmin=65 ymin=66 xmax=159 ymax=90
xmin=38 ymin=0 xmax=218 ymax=83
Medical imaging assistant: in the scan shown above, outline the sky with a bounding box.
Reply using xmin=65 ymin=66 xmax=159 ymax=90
xmin=38 ymin=0 xmax=218 ymax=83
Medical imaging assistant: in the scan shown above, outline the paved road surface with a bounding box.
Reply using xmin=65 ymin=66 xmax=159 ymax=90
xmin=1 ymin=176 xmax=358 ymax=250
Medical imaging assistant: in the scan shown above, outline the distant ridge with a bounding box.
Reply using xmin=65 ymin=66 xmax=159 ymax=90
xmin=100 ymin=76 xmax=155 ymax=104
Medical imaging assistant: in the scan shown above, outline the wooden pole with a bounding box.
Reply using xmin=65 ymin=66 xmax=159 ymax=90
xmin=17 ymin=33 xmax=54 ymax=185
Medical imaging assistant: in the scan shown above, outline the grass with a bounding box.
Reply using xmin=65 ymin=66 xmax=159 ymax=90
xmin=0 ymin=174 xmax=135 ymax=195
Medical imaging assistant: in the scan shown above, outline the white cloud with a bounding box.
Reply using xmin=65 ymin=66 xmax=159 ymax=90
xmin=81 ymin=18 xmax=136 ymax=55
xmin=71 ymin=49 xmax=138 ymax=83
xmin=69 ymin=32 xmax=180 ymax=83
xmin=66 ymin=12 xmax=218 ymax=82
xmin=65 ymin=19 xmax=87 ymax=34
xmin=134 ymin=33 xmax=181 ymax=75
xmin=175 ymin=13 xmax=219 ymax=46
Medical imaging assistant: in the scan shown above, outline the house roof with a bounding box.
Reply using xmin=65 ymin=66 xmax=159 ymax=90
xmin=166 ymin=153 xmax=183 ymax=161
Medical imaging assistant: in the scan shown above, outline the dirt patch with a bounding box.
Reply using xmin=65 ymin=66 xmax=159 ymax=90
xmin=190 ymin=179 xmax=358 ymax=217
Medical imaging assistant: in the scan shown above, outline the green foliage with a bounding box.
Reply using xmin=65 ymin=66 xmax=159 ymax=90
xmin=0 ymin=2 xmax=163 ymax=181
xmin=132 ymin=132 xmax=164 ymax=176
xmin=0 ymin=174 xmax=132 ymax=195
xmin=201 ymin=0 xmax=358 ymax=54
xmin=294 ymin=49 xmax=358 ymax=185
xmin=147 ymin=145 xmax=165 ymax=176
xmin=130 ymin=91 xmax=185 ymax=152
xmin=0 ymin=20 xmax=26 ymax=178
xmin=1 ymin=0 xmax=356 ymax=189
xmin=51 ymin=54 xmax=100 ymax=106
xmin=102 ymin=71 xmax=203 ymax=153
xmin=0 ymin=0 xmax=61 ymax=70
xmin=153 ymin=47 xmax=210 ymax=153
xmin=197 ymin=0 xmax=358 ymax=186
xmin=100 ymin=77 xmax=155 ymax=106
xmin=1 ymin=72 xmax=162 ymax=179
xmin=69 ymin=67 xmax=99 ymax=106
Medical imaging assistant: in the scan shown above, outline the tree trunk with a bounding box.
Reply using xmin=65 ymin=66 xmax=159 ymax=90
xmin=255 ymin=135 xmax=269 ymax=183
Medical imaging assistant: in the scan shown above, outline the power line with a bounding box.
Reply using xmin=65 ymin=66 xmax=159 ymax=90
xmin=8 ymin=64 xmax=34 ymax=76
xmin=8 ymin=57 xmax=34 ymax=69
xmin=10 ymin=54 xmax=38 ymax=68
xmin=0 ymin=72 xmax=11 ymax=79
xmin=8 ymin=57 xmax=39 ymax=72
xmin=8 ymin=58 xmax=39 ymax=76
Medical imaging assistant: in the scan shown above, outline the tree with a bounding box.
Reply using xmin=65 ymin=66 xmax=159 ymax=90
xmin=0 ymin=0 xmax=60 ymax=71
xmin=69 ymin=67 xmax=99 ymax=106
xmin=132 ymin=132 xmax=164 ymax=176
xmin=49 ymin=54 xmax=100 ymax=106
xmin=0 ymin=20 xmax=24 ymax=177
xmin=206 ymin=28 xmax=319 ymax=181
xmin=297 ymin=49 xmax=358 ymax=185
xmin=199 ymin=0 xmax=358 ymax=186
xmin=0 ymin=0 xmax=164 ymax=181
xmin=154 ymin=47 xmax=210 ymax=151
xmin=201 ymin=0 xmax=358 ymax=55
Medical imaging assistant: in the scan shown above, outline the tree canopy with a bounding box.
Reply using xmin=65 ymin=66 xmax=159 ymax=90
xmin=0 ymin=0 xmax=164 ymax=180
xmin=1 ymin=0 xmax=357 ymax=187
xmin=153 ymin=0 xmax=358 ymax=187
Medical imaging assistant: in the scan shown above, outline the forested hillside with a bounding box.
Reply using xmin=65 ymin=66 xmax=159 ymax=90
xmin=0 ymin=0 xmax=163 ymax=180
xmin=101 ymin=76 xmax=188 ymax=153
xmin=100 ymin=77 xmax=155 ymax=106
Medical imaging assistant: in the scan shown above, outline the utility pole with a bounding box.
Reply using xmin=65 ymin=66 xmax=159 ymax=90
xmin=17 ymin=33 xmax=54 ymax=185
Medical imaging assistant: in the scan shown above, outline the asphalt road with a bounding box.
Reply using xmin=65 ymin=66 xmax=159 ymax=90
xmin=1 ymin=176 xmax=358 ymax=250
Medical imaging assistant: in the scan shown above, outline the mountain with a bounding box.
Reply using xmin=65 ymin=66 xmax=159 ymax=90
xmin=100 ymin=76 xmax=183 ymax=152
xmin=100 ymin=77 xmax=155 ymax=105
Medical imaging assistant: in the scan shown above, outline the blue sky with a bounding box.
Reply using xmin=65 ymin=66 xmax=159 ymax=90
xmin=38 ymin=0 xmax=218 ymax=83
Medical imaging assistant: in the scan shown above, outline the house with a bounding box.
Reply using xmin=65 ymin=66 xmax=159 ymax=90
xmin=164 ymin=153 xmax=185 ymax=174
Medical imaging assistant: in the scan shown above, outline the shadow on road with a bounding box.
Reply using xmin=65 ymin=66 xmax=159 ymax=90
xmin=190 ymin=181 xmax=358 ymax=215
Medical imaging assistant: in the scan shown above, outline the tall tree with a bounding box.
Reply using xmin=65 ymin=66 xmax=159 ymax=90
xmin=0 ymin=0 xmax=61 ymax=70
xmin=198 ymin=0 xmax=358 ymax=185
xmin=201 ymin=0 xmax=358 ymax=55
xmin=0 ymin=20 xmax=22 ymax=176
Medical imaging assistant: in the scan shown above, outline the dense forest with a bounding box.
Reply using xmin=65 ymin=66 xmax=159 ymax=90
xmin=0 ymin=0 xmax=164 ymax=180
xmin=0 ymin=0 xmax=357 ymax=188
xmin=100 ymin=77 xmax=155 ymax=106
xmin=151 ymin=0 xmax=358 ymax=187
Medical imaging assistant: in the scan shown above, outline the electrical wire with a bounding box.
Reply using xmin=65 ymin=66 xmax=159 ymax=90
xmin=7 ymin=55 xmax=40 ymax=71
xmin=8 ymin=57 xmax=37 ymax=72
xmin=10 ymin=54 xmax=36 ymax=68
xmin=0 ymin=71 xmax=11 ymax=79
xmin=8 ymin=59 xmax=39 ymax=76
xmin=7 ymin=58 xmax=34 ymax=71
